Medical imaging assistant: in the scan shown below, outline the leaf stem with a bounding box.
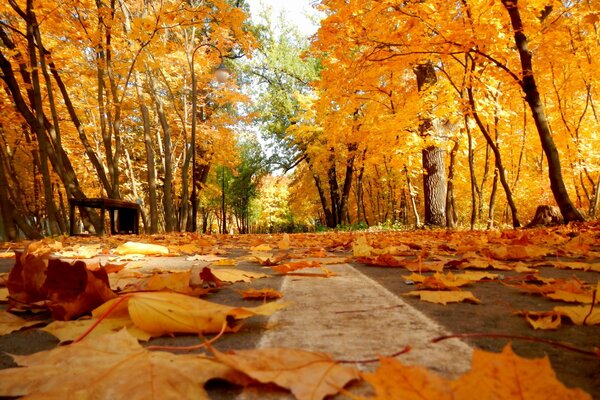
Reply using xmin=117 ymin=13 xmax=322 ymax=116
xmin=73 ymin=294 xmax=132 ymax=343
xmin=432 ymin=333 xmax=598 ymax=358
xmin=337 ymin=346 xmax=411 ymax=364
xmin=146 ymin=321 xmax=228 ymax=352
xmin=582 ymin=288 xmax=597 ymax=325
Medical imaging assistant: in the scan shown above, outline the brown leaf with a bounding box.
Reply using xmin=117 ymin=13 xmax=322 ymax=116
xmin=239 ymin=288 xmax=283 ymax=300
xmin=8 ymin=247 xmax=116 ymax=320
xmin=0 ymin=329 xmax=246 ymax=399
xmin=213 ymin=347 xmax=360 ymax=400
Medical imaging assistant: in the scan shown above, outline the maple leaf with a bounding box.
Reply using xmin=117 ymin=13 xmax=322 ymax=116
xmin=272 ymin=261 xmax=334 ymax=276
xmin=0 ymin=330 xmax=247 ymax=399
xmin=43 ymin=316 xmax=153 ymax=343
xmin=211 ymin=268 xmax=269 ymax=283
xmin=113 ymin=242 xmax=169 ymax=256
xmin=360 ymin=356 xmax=452 ymax=399
xmin=518 ymin=311 xmax=563 ymax=330
xmin=0 ymin=310 xmax=44 ymax=335
xmin=213 ymin=347 xmax=360 ymax=400
xmin=452 ymin=344 xmax=591 ymax=399
xmin=404 ymin=290 xmax=481 ymax=305
xmin=92 ymin=292 xmax=287 ymax=335
xmin=417 ymin=272 xmax=472 ymax=290
xmin=554 ymin=305 xmax=600 ymax=325
xmin=253 ymin=252 xmax=289 ymax=266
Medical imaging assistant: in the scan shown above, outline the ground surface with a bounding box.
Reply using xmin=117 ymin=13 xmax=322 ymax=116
xmin=0 ymin=225 xmax=599 ymax=399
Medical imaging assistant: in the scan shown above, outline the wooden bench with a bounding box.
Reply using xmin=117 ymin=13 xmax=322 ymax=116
xmin=69 ymin=198 xmax=140 ymax=236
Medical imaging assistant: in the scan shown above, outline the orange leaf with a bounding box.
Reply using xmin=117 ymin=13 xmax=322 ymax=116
xmin=361 ymin=356 xmax=452 ymax=399
xmin=239 ymin=288 xmax=283 ymax=300
xmin=213 ymin=347 xmax=360 ymax=400
xmin=452 ymin=344 xmax=591 ymax=399
xmin=404 ymin=290 xmax=481 ymax=305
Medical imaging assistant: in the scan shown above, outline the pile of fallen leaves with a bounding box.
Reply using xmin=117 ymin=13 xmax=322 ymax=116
xmin=0 ymin=223 xmax=598 ymax=399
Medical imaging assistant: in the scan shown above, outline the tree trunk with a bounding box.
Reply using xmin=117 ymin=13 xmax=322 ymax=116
xmin=422 ymin=146 xmax=447 ymax=226
xmin=467 ymin=84 xmax=521 ymax=228
xmin=501 ymin=0 xmax=584 ymax=223
xmin=414 ymin=61 xmax=447 ymax=227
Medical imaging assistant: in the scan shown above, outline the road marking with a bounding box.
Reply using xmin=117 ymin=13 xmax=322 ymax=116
xmin=257 ymin=263 xmax=473 ymax=376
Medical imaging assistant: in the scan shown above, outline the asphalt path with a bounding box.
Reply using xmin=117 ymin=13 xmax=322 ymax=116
xmin=1 ymin=251 xmax=599 ymax=399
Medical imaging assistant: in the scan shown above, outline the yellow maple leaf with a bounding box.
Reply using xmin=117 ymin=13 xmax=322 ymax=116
xmin=519 ymin=311 xmax=562 ymax=330
xmin=452 ymin=344 xmax=591 ymax=399
xmin=113 ymin=242 xmax=169 ymax=256
xmin=360 ymin=356 xmax=452 ymax=399
xmin=554 ymin=305 xmax=600 ymax=325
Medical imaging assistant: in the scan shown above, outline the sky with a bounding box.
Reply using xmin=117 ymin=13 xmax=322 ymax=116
xmin=245 ymin=0 xmax=321 ymax=36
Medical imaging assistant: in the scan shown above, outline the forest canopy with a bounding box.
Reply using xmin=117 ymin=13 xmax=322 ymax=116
xmin=0 ymin=0 xmax=598 ymax=239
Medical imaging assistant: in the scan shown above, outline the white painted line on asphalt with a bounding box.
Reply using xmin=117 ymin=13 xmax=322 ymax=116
xmin=257 ymin=263 xmax=473 ymax=376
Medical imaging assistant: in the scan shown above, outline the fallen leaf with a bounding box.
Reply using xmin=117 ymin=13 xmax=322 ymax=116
xmin=0 ymin=329 xmax=247 ymax=399
xmin=92 ymin=292 xmax=287 ymax=335
xmin=519 ymin=311 xmax=562 ymax=330
xmin=42 ymin=317 xmax=153 ymax=342
xmin=211 ymin=268 xmax=269 ymax=283
xmin=352 ymin=235 xmax=373 ymax=257
xmin=239 ymin=288 xmax=283 ymax=300
xmin=554 ymin=305 xmax=600 ymax=325
xmin=0 ymin=311 xmax=43 ymax=335
xmin=199 ymin=267 xmax=224 ymax=287
xmin=404 ymin=290 xmax=481 ymax=305
xmin=272 ymin=261 xmax=333 ymax=276
xmin=114 ymin=242 xmax=169 ymax=256
xmin=253 ymin=253 xmax=288 ymax=266
xmin=278 ymin=233 xmax=290 ymax=250
xmin=361 ymin=356 xmax=452 ymax=399
xmin=250 ymin=244 xmax=272 ymax=252
xmin=212 ymin=258 xmax=238 ymax=266
xmin=54 ymin=244 xmax=102 ymax=259
xmin=8 ymin=249 xmax=116 ymax=320
xmin=452 ymin=344 xmax=591 ymax=399
xmin=213 ymin=347 xmax=360 ymax=400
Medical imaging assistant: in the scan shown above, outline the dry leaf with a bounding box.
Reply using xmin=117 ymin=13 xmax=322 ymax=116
xmin=213 ymin=347 xmax=360 ymax=400
xmin=0 ymin=329 xmax=246 ymax=399
xmin=211 ymin=268 xmax=269 ymax=283
xmin=361 ymin=356 xmax=452 ymax=399
xmin=42 ymin=317 xmax=153 ymax=342
xmin=250 ymin=244 xmax=272 ymax=252
xmin=54 ymin=244 xmax=102 ymax=259
xmin=239 ymin=288 xmax=283 ymax=300
xmin=92 ymin=292 xmax=287 ymax=335
xmin=405 ymin=290 xmax=481 ymax=305
xmin=278 ymin=233 xmax=290 ymax=250
xmin=554 ymin=305 xmax=600 ymax=325
xmin=0 ymin=311 xmax=43 ymax=335
xmin=113 ymin=242 xmax=169 ymax=256
xmin=519 ymin=311 xmax=562 ymax=330
xmin=8 ymin=249 xmax=116 ymax=320
xmin=452 ymin=344 xmax=591 ymax=399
